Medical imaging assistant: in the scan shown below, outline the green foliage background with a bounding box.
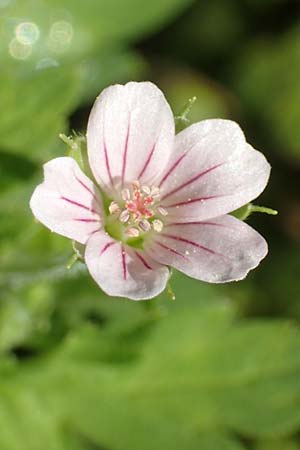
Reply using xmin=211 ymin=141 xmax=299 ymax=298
xmin=0 ymin=0 xmax=300 ymax=449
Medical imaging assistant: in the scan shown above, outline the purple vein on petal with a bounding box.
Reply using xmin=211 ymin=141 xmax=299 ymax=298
xmin=74 ymin=174 xmax=101 ymax=207
xmin=165 ymin=221 xmax=225 ymax=227
xmin=73 ymin=218 xmax=101 ymax=223
xmin=161 ymin=233 xmax=224 ymax=257
xmin=161 ymin=163 xmax=224 ymax=201
xmin=134 ymin=252 xmax=153 ymax=270
xmin=61 ymin=196 xmax=99 ymax=214
xmin=121 ymin=118 xmax=131 ymax=186
xmin=158 ymin=152 xmax=187 ymax=188
xmin=165 ymin=195 xmax=222 ymax=208
xmin=138 ymin=142 xmax=156 ymax=179
xmin=121 ymin=245 xmax=127 ymax=280
xmin=89 ymin=228 xmax=101 ymax=236
xmin=154 ymin=241 xmax=188 ymax=259
xmin=100 ymin=241 xmax=116 ymax=255
xmin=103 ymin=138 xmax=114 ymax=188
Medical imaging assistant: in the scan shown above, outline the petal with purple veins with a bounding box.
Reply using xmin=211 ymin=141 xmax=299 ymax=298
xmin=87 ymin=82 xmax=175 ymax=195
xmin=145 ymin=214 xmax=268 ymax=283
xmin=159 ymin=119 xmax=270 ymax=221
xmin=30 ymin=157 xmax=103 ymax=244
xmin=85 ymin=231 xmax=170 ymax=300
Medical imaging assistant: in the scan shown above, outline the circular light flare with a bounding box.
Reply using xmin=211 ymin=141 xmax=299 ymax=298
xmin=9 ymin=37 xmax=32 ymax=60
xmin=48 ymin=20 xmax=73 ymax=53
xmin=15 ymin=21 xmax=40 ymax=45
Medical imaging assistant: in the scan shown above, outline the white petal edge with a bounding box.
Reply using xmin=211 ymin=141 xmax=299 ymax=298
xmin=146 ymin=214 xmax=268 ymax=283
xmin=30 ymin=157 xmax=103 ymax=244
xmin=85 ymin=231 xmax=170 ymax=300
xmin=87 ymin=81 xmax=175 ymax=195
xmin=158 ymin=119 xmax=271 ymax=221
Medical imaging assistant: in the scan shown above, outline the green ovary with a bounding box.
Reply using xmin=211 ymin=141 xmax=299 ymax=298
xmin=104 ymin=216 xmax=146 ymax=249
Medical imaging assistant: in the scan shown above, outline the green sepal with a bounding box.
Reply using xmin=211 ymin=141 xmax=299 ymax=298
xmin=232 ymin=203 xmax=278 ymax=221
xmin=59 ymin=132 xmax=94 ymax=180
xmin=66 ymin=241 xmax=85 ymax=270
xmin=174 ymin=96 xmax=197 ymax=132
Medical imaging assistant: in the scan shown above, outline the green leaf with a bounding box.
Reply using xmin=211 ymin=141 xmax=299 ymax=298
xmin=0 ymin=296 xmax=298 ymax=450
xmin=235 ymin=28 xmax=300 ymax=161
xmin=256 ymin=438 xmax=300 ymax=450
xmin=159 ymin=65 xmax=231 ymax=125
xmin=0 ymin=381 xmax=91 ymax=450
xmin=1 ymin=0 xmax=192 ymax=66
xmin=78 ymin=51 xmax=147 ymax=105
xmin=0 ymin=66 xmax=82 ymax=160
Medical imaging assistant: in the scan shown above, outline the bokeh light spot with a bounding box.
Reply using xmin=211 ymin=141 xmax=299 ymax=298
xmin=9 ymin=38 xmax=32 ymax=60
xmin=48 ymin=20 xmax=73 ymax=53
xmin=15 ymin=22 xmax=40 ymax=45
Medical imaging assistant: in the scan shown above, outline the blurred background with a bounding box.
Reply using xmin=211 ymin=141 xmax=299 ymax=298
xmin=1 ymin=0 xmax=300 ymax=449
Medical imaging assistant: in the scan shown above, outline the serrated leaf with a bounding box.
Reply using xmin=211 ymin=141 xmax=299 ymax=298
xmin=1 ymin=298 xmax=299 ymax=450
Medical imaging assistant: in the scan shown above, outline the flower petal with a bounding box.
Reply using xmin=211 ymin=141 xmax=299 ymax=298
xmin=158 ymin=119 xmax=270 ymax=221
xmin=87 ymin=82 xmax=175 ymax=195
xmin=145 ymin=214 xmax=268 ymax=283
xmin=30 ymin=157 xmax=103 ymax=244
xmin=85 ymin=231 xmax=170 ymax=300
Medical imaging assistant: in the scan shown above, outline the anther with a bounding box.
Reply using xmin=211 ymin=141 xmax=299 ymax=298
xmin=139 ymin=219 xmax=151 ymax=232
xmin=157 ymin=206 xmax=168 ymax=216
xmin=151 ymin=187 xmax=160 ymax=198
xmin=109 ymin=201 xmax=121 ymax=214
xmin=132 ymin=180 xmax=140 ymax=190
xmin=141 ymin=185 xmax=151 ymax=195
xmin=152 ymin=219 xmax=163 ymax=232
xmin=121 ymin=188 xmax=130 ymax=201
xmin=119 ymin=209 xmax=130 ymax=223
xmin=126 ymin=227 xmax=140 ymax=237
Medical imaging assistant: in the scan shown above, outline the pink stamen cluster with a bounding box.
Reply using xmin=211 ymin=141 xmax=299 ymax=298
xmin=109 ymin=180 xmax=168 ymax=238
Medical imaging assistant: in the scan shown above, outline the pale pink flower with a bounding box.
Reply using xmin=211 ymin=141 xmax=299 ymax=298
xmin=30 ymin=82 xmax=270 ymax=300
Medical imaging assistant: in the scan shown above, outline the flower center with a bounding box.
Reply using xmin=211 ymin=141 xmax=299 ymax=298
xmin=106 ymin=180 xmax=168 ymax=243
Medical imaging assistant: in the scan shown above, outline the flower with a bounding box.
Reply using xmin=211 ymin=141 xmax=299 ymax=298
xmin=30 ymin=81 xmax=270 ymax=300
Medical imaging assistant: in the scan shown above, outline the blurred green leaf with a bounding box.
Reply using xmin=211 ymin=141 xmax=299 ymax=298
xmin=0 ymin=300 xmax=299 ymax=450
xmin=0 ymin=382 xmax=85 ymax=450
xmin=153 ymin=0 xmax=245 ymax=63
xmin=256 ymin=438 xmax=300 ymax=450
xmin=157 ymin=65 xmax=232 ymax=124
xmin=0 ymin=66 xmax=81 ymax=159
xmin=0 ymin=0 xmax=192 ymax=66
xmin=235 ymin=28 xmax=300 ymax=162
xmin=78 ymin=51 xmax=147 ymax=105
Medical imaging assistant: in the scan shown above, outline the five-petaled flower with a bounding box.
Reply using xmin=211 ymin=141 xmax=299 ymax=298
xmin=30 ymin=81 xmax=271 ymax=300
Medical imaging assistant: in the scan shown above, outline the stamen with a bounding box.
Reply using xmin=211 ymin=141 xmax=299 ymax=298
xmin=142 ymin=185 xmax=151 ymax=195
xmin=126 ymin=227 xmax=140 ymax=237
xmin=108 ymin=181 xmax=167 ymax=239
xmin=121 ymin=188 xmax=130 ymax=201
xmin=119 ymin=209 xmax=130 ymax=223
xmin=109 ymin=201 xmax=121 ymax=214
xmin=151 ymin=187 xmax=160 ymax=198
xmin=152 ymin=219 xmax=163 ymax=232
xmin=139 ymin=219 xmax=151 ymax=232
xmin=157 ymin=206 xmax=168 ymax=216
xmin=132 ymin=180 xmax=140 ymax=190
